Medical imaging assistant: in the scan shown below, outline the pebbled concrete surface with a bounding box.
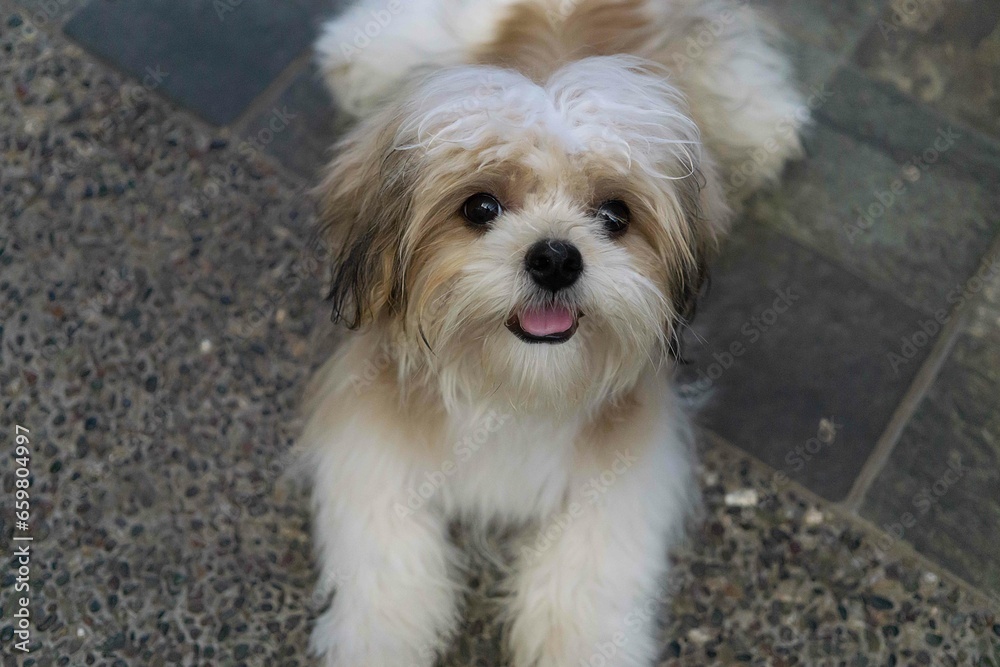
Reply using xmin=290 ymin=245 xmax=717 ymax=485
xmin=0 ymin=8 xmax=998 ymax=667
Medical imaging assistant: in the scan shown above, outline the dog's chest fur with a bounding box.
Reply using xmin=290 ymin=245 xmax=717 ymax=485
xmin=434 ymin=407 xmax=581 ymax=523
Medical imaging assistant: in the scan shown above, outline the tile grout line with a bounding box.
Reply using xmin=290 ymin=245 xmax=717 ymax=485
xmin=843 ymin=510 xmax=1000 ymax=611
xmin=220 ymin=46 xmax=332 ymax=186
xmin=839 ymin=315 xmax=963 ymax=512
xmin=227 ymin=48 xmax=318 ymax=135
xmin=842 ymin=230 xmax=1000 ymax=513
xmin=702 ymin=429 xmax=1000 ymax=611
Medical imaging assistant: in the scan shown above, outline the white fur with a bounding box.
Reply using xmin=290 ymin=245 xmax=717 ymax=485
xmin=316 ymin=0 xmax=806 ymax=194
xmin=299 ymin=339 xmax=696 ymax=666
xmin=303 ymin=1 xmax=804 ymax=664
xmin=315 ymin=0 xmax=523 ymax=114
xmin=393 ymin=59 xmax=704 ymax=180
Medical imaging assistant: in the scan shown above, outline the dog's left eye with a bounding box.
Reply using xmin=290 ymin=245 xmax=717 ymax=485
xmin=597 ymin=200 xmax=630 ymax=236
xmin=462 ymin=193 xmax=503 ymax=226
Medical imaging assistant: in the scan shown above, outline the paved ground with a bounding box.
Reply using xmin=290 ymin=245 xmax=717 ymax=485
xmin=0 ymin=0 xmax=999 ymax=665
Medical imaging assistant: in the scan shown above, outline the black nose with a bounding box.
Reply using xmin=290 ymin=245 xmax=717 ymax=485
xmin=525 ymin=239 xmax=583 ymax=292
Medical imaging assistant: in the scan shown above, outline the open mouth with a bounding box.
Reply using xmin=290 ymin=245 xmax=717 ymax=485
xmin=505 ymin=305 xmax=581 ymax=344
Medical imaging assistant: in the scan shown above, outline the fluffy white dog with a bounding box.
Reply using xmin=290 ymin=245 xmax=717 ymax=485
xmin=298 ymin=1 xmax=804 ymax=665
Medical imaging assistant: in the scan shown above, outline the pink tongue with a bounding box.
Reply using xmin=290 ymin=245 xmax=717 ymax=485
xmin=519 ymin=306 xmax=575 ymax=337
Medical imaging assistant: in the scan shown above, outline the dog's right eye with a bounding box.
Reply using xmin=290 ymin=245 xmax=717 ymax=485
xmin=461 ymin=193 xmax=503 ymax=227
xmin=597 ymin=200 xmax=630 ymax=237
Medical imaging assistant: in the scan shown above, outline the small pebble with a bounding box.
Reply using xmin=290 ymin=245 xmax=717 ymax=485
xmin=868 ymin=595 xmax=894 ymax=611
xmin=725 ymin=489 xmax=758 ymax=507
xmin=200 ymin=339 xmax=213 ymax=353
xmin=818 ymin=417 xmax=838 ymax=443
xmin=804 ymin=508 xmax=824 ymax=525
xmin=687 ymin=628 xmax=712 ymax=643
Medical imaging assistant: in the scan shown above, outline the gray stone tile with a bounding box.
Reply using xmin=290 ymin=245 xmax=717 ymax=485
xmin=861 ymin=254 xmax=1000 ymax=595
xmin=244 ymin=64 xmax=351 ymax=180
xmin=753 ymin=115 xmax=1000 ymax=316
xmin=785 ymin=34 xmax=844 ymax=93
xmin=677 ymin=224 xmax=929 ymax=502
xmin=818 ymin=64 xmax=1000 ymax=184
xmin=12 ymin=0 xmax=89 ymax=24
xmin=748 ymin=0 xmax=888 ymax=55
xmin=853 ymin=0 xmax=1000 ymax=142
xmin=63 ymin=0 xmax=335 ymax=125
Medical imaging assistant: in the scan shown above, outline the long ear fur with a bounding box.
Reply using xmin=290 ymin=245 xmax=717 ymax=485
xmin=315 ymin=110 xmax=416 ymax=328
xmin=669 ymin=161 xmax=730 ymax=360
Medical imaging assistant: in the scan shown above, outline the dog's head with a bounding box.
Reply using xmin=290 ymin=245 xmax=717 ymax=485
xmin=317 ymin=56 xmax=729 ymax=409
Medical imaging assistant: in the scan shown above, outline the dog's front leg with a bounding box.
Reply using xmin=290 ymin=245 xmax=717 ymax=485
xmin=506 ymin=430 xmax=693 ymax=667
xmin=307 ymin=436 xmax=461 ymax=667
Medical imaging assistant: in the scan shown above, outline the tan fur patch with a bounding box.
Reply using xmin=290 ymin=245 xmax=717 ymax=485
xmin=476 ymin=0 xmax=654 ymax=81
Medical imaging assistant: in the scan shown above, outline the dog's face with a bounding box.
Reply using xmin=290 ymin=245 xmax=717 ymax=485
xmin=318 ymin=56 xmax=729 ymax=409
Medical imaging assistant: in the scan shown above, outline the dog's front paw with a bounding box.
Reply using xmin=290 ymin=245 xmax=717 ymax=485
xmin=508 ymin=609 xmax=586 ymax=667
xmin=508 ymin=596 xmax=658 ymax=667
xmin=309 ymin=606 xmax=441 ymax=667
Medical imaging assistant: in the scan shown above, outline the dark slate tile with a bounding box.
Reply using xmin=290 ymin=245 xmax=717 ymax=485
xmin=818 ymin=64 xmax=1000 ymax=184
xmin=785 ymin=34 xmax=844 ymax=94
xmin=748 ymin=0 xmax=888 ymax=55
xmin=12 ymin=0 xmax=89 ymax=24
xmin=862 ymin=258 xmax=1000 ymax=594
xmin=853 ymin=0 xmax=1000 ymax=142
xmin=244 ymin=64 xmax=350 ymax=180
xmin=753 ymin=116 xmax=1000 ymax=316
xmin=63 ymin=0 xmax=335 ymax=125
xmin=677 ymin=224 xmax=929 ymax=501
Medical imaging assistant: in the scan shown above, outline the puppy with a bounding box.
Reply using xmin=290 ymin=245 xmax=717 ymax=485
xmin=298 ymin=1 xmax=804 ymax=665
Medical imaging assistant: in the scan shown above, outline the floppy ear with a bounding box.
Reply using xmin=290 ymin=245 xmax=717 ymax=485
xmin=315 ymin=110 xmax=416 ymax=328
xmin=668 ymin=163 xmax=730 ymax=360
